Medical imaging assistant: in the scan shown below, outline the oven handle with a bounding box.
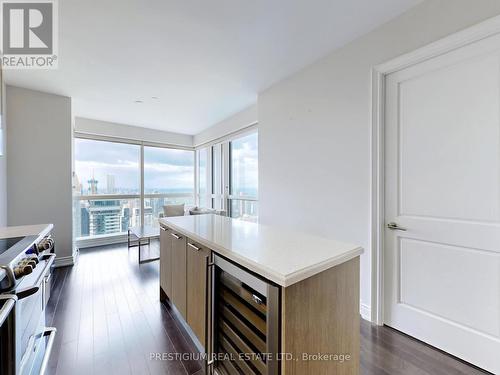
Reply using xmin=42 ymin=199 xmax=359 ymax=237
xmin=35 ymin=254 xmax=56 ymax=286
xmin=15 ymin=254 xmax=56 ymax=301
xmin=39 ymin=327 xmax=57 ymax=375
xmin=0 ymin=294 xmax=17 ymax=327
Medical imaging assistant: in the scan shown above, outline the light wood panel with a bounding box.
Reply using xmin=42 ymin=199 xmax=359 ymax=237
xmin=171 ymin=230 xmax=187 ymax=319
xmin=281 ymin=256 xmax=360 ymax=375
xmin=186 ymin=240 xmax=210 ymax=346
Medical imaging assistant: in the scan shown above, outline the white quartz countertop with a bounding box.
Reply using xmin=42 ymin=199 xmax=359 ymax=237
xmin=159 ymin=215 xmax=362 ymax=287
xmin=0 ymin=224 xmax=53 ymax=241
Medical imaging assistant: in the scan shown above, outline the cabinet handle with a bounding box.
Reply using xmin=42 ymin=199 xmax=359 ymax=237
xmin=160 ymin=226 xmax=167 ymax=231
xmin=171 ymin=233 xmax=181 ymax=240
xmin=188 ymin=243 xmax=201 ymax=251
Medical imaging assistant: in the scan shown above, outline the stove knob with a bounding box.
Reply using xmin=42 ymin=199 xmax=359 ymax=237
xmin=26 ymin=260 xmax=37 ymax=268
xmin=32 ymin=244 xmax=40 ymax=255
xmin=13 ymin=265 xmax=33 ymax=279
xmin=28 ymin=255 xmax=39 ymax=264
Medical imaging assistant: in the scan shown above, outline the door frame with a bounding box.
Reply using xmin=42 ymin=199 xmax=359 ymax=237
xmin=370 ymin=14 xmax=500 ymax=325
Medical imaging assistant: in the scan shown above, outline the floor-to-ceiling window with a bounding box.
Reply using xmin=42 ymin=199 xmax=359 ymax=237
xmin=143 ymin=146 xmax=194 ymax=226
xmin=73 ymin=138 xmax=142 ymax=241
xmin=229 ymin=132 xmax=258 ymax=221
xmin=195 ymin=129 xmax=258 ymax=222
xmin=73 ymin=136 xmax=195 ymax=245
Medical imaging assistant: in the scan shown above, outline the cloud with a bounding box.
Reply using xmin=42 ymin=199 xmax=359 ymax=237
xmin=75 ymin=139 xmax=194 ymax=192
xmin=231 ymin=133 xmax=258 ymax=191
xmin=144 ymin=147 xmax=194 ymax=167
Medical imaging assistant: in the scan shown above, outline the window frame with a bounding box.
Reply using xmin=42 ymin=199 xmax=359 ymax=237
xmin=143 ymin=144 xmax=195 ymax=226
xmin=194 ymin=125 xmax=258 ymax=220
xmin=73 ymin=133 xmax=195 ymax=245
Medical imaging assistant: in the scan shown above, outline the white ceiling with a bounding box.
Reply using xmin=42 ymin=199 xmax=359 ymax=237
xmin=5 ymin=0 xmax=421 ymax=135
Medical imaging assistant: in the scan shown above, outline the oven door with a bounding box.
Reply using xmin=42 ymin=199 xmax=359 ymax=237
xmin=16 ymin=254 xmax=57 ymax=375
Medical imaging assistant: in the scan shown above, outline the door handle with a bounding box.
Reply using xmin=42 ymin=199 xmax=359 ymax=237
xmin=387 ymin=222 xmax=407 ymax=231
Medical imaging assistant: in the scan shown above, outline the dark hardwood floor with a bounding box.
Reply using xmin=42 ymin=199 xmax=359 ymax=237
xmin=46 ymin=242 xmax=491 ymax=375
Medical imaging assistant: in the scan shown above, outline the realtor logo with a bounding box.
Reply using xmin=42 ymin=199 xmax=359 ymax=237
xmin=0 ymin=0 xmax=58 ymax=69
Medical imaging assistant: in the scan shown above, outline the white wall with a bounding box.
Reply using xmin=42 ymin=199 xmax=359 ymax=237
xmin=6 ymin=86 xmax=73 ymax=261
xmin=76 ymin=117 xmax=193 ymax=147
xmin=258 ymin=0 xmax=500 ymax=320
xmin=0 ymin=73 xmax=6 ymax=227
xmin=194 ymin=104 xmax=257 ymax=147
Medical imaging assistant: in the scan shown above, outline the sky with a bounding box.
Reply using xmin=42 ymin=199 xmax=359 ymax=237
xmin=74 ymin=139 xmax=194 ymax=194
xmin=231 ymin=132 xmax=258 ymax=195
xmin=74 ymin=134 xmax=258 ymax=195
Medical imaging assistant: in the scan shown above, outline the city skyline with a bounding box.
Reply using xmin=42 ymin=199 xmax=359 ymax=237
xmin=73 ymin=134 xmax=258 ymax=240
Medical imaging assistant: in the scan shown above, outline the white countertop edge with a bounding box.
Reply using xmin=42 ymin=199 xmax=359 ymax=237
xmin=161 ymin=219 xmax=363 ymax=287
xmin=281 ymin=247 xmax=363 ymax=287
xmin=0 ymin=224 xmax=54 ymax=241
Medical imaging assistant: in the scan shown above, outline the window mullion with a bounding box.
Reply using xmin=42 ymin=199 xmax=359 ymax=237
xmin=140 ymin=143 xmax=145 ymax=226
xmin=222 ymin=141 xmax=230 ymax=214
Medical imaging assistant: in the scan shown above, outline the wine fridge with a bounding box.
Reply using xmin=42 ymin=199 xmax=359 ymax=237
xmin=210 ymin=254 xmax=280 ymax=375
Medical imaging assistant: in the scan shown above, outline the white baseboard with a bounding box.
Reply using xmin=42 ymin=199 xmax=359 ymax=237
xmin=54 ymin=248 xmax=79 ymax=268
xmin=360 ymin=302 xmax=371 ymax=321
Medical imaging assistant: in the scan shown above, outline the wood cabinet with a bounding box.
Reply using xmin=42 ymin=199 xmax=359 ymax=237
xmin=171 ymin=230 xmax=187 ymax=319
xmin=158 ymin=221 xmax=360 ymax=375
xmin=186 ymin=240 xmax=210 ymax=346
xmin=281 ymin=257 xmax=360 ymax=375
xmin=160 ymin=225 xmax=210 ymax=347
xmin=159 ymin=226 xmax=172 ymax=299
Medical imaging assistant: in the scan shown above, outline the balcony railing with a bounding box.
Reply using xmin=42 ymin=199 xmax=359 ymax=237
xmin=73 ymin=193 xmax=194 ymax=248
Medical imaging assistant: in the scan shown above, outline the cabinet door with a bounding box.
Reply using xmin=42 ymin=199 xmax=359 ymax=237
xmin=159 ymin=226 xmax=172 ymax=299
xmin=171 ymin=230 xmax=187 ymax=319
xmin=186 ymin=239 xmax=210 ymax=346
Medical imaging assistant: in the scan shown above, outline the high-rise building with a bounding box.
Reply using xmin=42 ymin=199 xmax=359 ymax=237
xmin=87 ymin=177 xmax=98 ymax=195
xmin=88 ymin=200 xmax=121 ymax=236
xmin=144 ymin=205 xmax=153 ymax=226
xmin=106 ymin=174 xmax=116 ymax=194
xmin=72 ymin=173 xmax=84 ymax=239
xmin=121 ymin=206 xmax=130 ymax=232
xmin=81 ymin=206 xmax=90 ymax=236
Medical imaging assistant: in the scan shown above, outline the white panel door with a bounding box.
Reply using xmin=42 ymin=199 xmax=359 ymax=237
xmin=384 ymin=32 xmax=500 ymax=374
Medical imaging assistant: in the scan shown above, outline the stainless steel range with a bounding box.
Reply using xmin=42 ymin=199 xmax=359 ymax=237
xmin=0 ymin=230 xmax=56 ymax=375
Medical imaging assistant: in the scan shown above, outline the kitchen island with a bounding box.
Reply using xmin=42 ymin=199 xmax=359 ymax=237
xmin=159 ymin=214 xmax=362 ymax=375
